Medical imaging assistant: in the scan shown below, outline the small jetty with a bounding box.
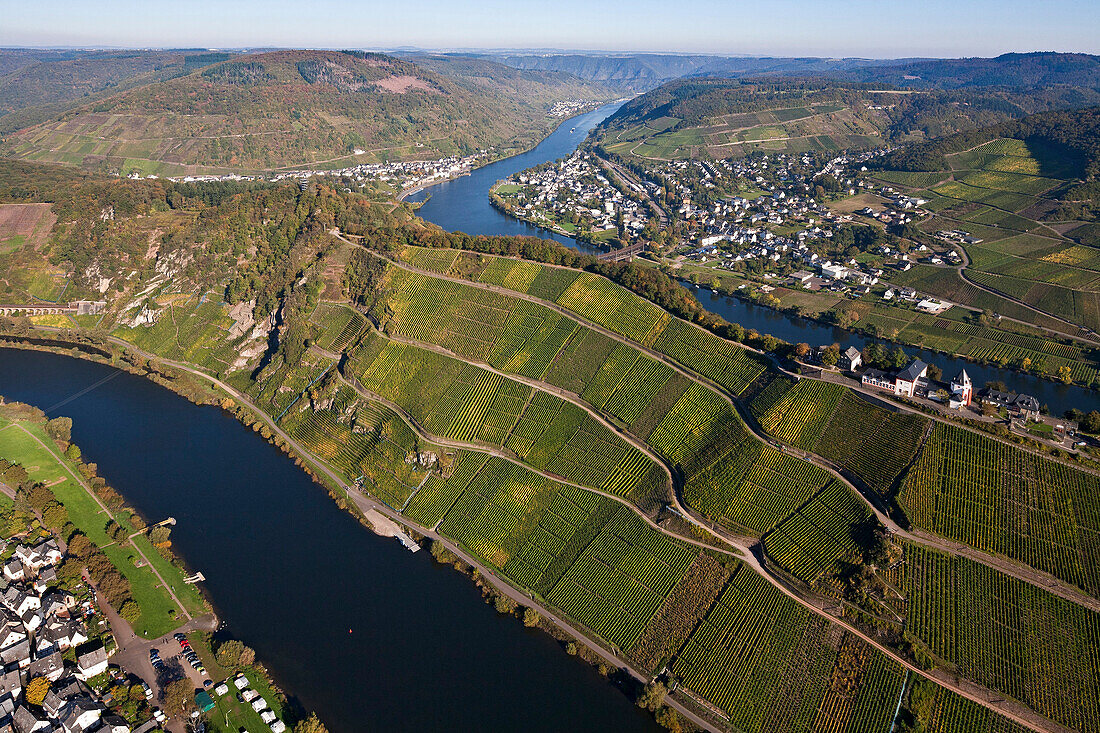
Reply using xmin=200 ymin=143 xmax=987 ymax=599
xmin=364 ymin=507 xmax=421 ymax=552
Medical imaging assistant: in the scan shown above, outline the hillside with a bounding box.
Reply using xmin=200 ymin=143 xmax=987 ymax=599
xmin=0 ymin=50 xmax=613 ymax=176
xmin=592 ymin=76 xmax=1100 ymax=161
xmin=0 ymin=49 xmax=235 ymax=134
xmin=2 ymin=160 xmax=1099 ymax=733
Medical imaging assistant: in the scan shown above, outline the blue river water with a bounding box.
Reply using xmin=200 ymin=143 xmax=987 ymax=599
xmin=405 ymin=102 xmax=624 ymax=255
xmin=408 ymin=104 xmax=1098 ymax=417
xmin=0 ymin=348 xmax=658 ymax=733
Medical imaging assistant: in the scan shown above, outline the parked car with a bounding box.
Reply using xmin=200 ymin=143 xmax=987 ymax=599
xmin=142 ymin=682 xmax=152 ymax=700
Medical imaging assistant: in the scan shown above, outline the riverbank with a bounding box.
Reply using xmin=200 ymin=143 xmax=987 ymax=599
xmin=0 ymin=336 xmax=668 ymax=730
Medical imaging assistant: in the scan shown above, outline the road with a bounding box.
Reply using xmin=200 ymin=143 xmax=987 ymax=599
xmin=71 ymin=336 xmax=1063 ymax=732
xmin=9 ymin=421 xmax=198 ymax=623
xmin=364 ymin=248 xmax=1100 ymax=614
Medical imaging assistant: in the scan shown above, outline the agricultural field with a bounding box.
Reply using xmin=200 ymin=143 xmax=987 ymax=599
xmin=546 ymin=506 xmax=696 ymax=651
xmin=755 ymin=379 xmax=845 ymax=451
xmin=556 ymin=272 xmax=672 ymax=346
xmin=280 ymin=386 xmax=432 ymax=509
xmin=0 ymin=202 xmax=66 ymax=302
xmin=114 ymin=293 xmax=246 ymax=374
xmin=673 ymin=564 xmax=905 ymax=731
xmin=898 ymin=423 xmax=1100 ymax=595
xmin=652 ymin=318 xmax=769 ymax=396
xmin=601 ymin=103 xmax=881 ymax=161
xmin=812 ymin=391 xmax=929 ymax=498
xmin=874 ymin=137 xmax=1100 ymax=337
xmin=903 ymin=543 xmax=1100 ymax=732
xmin=309 ymin=302 xmax=366 ymax=353
xmin=914 ymin=686 xmax=1031 ymax=733
xmin=681 ymin=419 xmax=836 ymax=536
xmin=762 ymin=481 xmax=874 ymax=586
xmin=349 ymin=334 xmax=666 ymax=505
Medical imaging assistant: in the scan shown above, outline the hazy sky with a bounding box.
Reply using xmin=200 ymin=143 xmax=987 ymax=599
xmin=2 ymin=0 xmax=1098 ymax=58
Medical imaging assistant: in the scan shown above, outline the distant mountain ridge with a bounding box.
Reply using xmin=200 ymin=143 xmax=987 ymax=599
xmin=470 ymin=51 xmax=1100 ymax=93
xmin=0 ymin=49 xmax=614 ymax=175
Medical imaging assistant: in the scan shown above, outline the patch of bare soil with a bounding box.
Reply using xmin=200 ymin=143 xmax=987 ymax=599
xmin=374 ymin=75 xmax=435 ymax=94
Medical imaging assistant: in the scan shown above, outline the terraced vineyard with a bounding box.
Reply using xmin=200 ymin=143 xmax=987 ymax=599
xmin=310 ymin=302 xmax=366 ymax=353
xmin=114 ymin=293 xmax=244 ymax=373
xmin=762 ymin=481 xmax=873 ymax=586
xmin=281 ymin=386 xmax=430 ymax=508
xmin=546 ymin=506 xmax=696 ymax=650
xmin=556 ymin=272 xmax=673 ymax=346
xmin=755 ymin=379 xmax=844 ymax=451
xmin=348 ymin=333 xmax=666 ymax=505
xmin=652 ymin=318 xmax=768 ymax=396
xmin=903 ymin=544 xmax=1100 ymax=732
xmin=673 ymin=565 xmax=905 ymax=731
xmin=898 ymin=423 xmax=1100 ymax=594
xmin=681 ymin=419 xmax=836 ymax=535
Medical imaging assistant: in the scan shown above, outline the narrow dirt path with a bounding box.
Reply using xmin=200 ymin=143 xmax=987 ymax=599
xmin=91 ymin=335 xmax=1069 ymax=733
xmin=12 ymin=421 xmax=195 ymax=624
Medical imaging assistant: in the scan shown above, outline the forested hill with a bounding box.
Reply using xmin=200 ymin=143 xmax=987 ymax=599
xmin=873 ymin=105 xmax=1100 ymax=176
xmin=593 ymin=76 xmax=1100 ymax=159
xmin=0 ymin=49 xmax=235 ymax=134
xmin=841 ymin=52 xmax=1100 ymax=90
xmin=0 ymin=50 xmax=614 ymax=175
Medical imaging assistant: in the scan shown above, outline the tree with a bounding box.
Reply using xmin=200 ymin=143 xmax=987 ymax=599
xmin=239 ymin=645 xmax=256 ymax=666
xmin=45 ymin=417 xmax=72 ymax=446
xmin=1057 ymin=365 xmax=1073 ymax=384
xmin=523 ymin=608 xmax=541 ymax=628
xmin=163 ymin=678 xmax=195 ymax=716
xmin=42 ymin=502 xmax=69 ymax=530
xmin=637 ymin=681 xmax=668 ymax=712
xmin=1081 ymin=410 xmax=1100 ymax=434
xmin=64 ymin=444 xmax=81 ymax=460
xmin=794 ymin=343 xmax=811 ymax=359
xmin=294 ymin=714 xmax=329 ymax=733
xmin=215 ymin=639 xmax=245 ymax=667
xmin=493 ymin=595 xmax=517 ymax=615
xmin=119 ymin=599 xmax=141 ymax=624
xmin=149 ymin=526 xmax=172 ymax=545
xmin=655 ymin=707 xmax=682 ymax=733
xmin=926 ymin=364 xmax=942 ymax=381
xmin=25 ymin=677 xmax=50 ymax=705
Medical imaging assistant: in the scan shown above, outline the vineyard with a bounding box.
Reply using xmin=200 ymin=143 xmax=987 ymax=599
xmin=652 ymin=318 xmax=768 ymax=396
xmin=115 ymin=293 xmax=244 ymax=373
xmin=755 ymin=379 xmax=845 ymax=450
xmin=404 ymin=451 xmax=490 ymax=528
xmin=310 ymin=302 xmax=366 ymax=353
xmin=813 ymin=391 xmax=928 ymax=498
xmin=898 ymin=423 xmax=1100 ymax=594
xmin=672 ymin=565 xmax=904 ymax=731
xmin=350 ymin=337 xmax=665 ymax=504
xmin=917 ymin=686 xmax=1032 ymax=733
xmin=903 ymin=543 xmax=1100 ymax=732
xmin=681 ymin=419 xmax=835 ymax=535
xmin=400 ymin=245 xmax=460 ymax=274
xmin=647 ymin=382 xmax=734 ymax=465
xmin=556 ymin=272 xmax=673 ymax=346
xmin=546 ymin=506 xmax=696 ymax=651
xmin=762 ymin=481 xmax=873 ymax=586
xmin=281 ymin=386 xmax=430 ymax=509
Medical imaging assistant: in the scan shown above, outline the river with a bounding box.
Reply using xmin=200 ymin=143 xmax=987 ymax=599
xmin=0 ymin=348 xmax=658 ymax=733
xmin=407 ymin=105 xmax=1098 ymax=417
xmin=404 ymin=102 xmax=624 ymax=255
xmin=681 ymin=283 xmax=1098 ymax=417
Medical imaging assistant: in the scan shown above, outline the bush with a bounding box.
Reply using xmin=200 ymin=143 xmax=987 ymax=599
xmin=522 ymin=608 xmax=540 ymax=627
xmin=493 ymin=595 xmax=517 ymax=615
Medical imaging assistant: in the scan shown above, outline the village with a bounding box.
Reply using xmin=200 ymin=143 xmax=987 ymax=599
xmin=490 ymin=150 xmax=653 ymax=243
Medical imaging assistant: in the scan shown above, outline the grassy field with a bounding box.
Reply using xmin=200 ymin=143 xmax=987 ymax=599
xmin=0 ymin=416 xmax=206 ymax=637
